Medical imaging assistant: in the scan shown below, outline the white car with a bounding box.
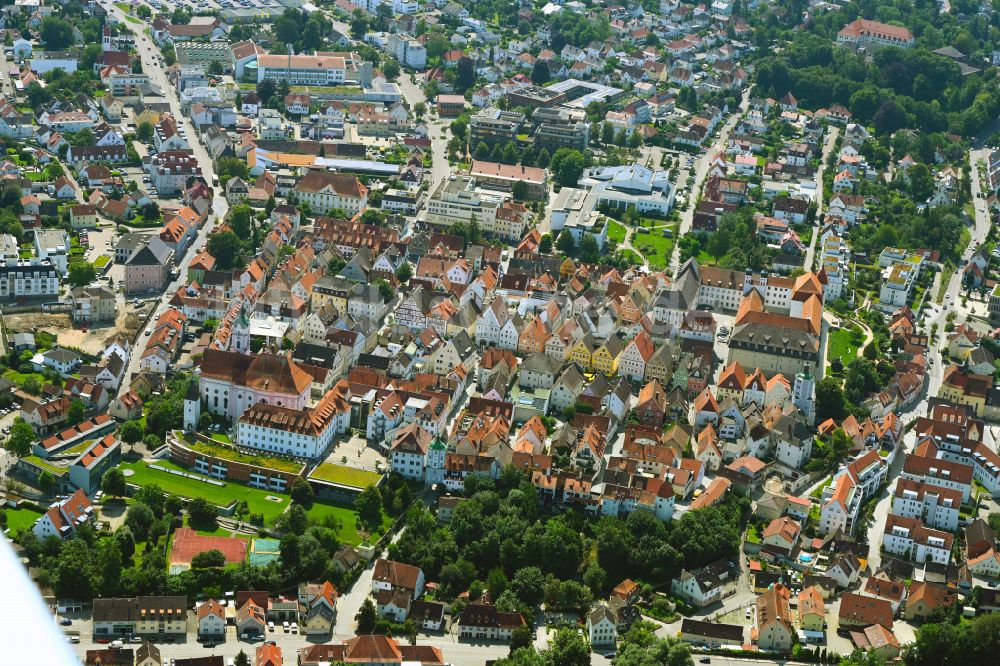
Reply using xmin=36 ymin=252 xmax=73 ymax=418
xmin=291 ymin=623 xmax=298 ymax=634
xmin=282 ymin=621 xmax=290 ymax=632
xmin=144 ymin=328 xmax=152 ymax=336
xmin=267 ymin=621 xmax=275 ymax=632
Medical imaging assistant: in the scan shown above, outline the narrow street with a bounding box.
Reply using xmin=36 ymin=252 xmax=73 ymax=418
xmin=668 ymin=88 xmax=751 ymax=276
xmin=863 ymin=144 xmax=993 ymax=568
xmin=803 ymin=126 xmax=839 ymax=270
xmin=107 ymin=3 xmax=230 ymax=393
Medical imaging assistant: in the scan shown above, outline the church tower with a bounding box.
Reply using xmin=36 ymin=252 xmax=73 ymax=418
xmin=102 ymin=27 xmax=113 ymax=53
xmin=793 ymin=365 xmax=816 ymax=426
xmin=183 ymin=380 xmax=201 ymax=432
xmin=231 ymin=304 xmax=251 ymax=354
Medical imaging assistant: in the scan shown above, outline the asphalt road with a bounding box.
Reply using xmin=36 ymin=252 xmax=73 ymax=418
xmin=106 ymin=1 xmax=229 ymax=393
xmin=864 ymin=143 xmax=994 ymax=570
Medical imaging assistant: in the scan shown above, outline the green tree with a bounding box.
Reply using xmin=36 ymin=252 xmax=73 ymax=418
xmin=257 ymin=78 xmax=276 ymax=104
xmin=556 ymin=230 xmax=576 ymax=256
xmin=234 ymin=651 xmax=250 ymax=666
xmin=350 ymin=10 xmax=368 ymax=39
xmin=355 ymin=597 xmax=378 ymax=632
xmin=6 ymin=419 xmax=35 ymax=457
xmin=531 ymin=60 xmax=550 ymax=85
xmin=578 ymin=234 xmax=600 ymax=263
xmin=228 ymin=205 xmax=254 ymax=240
xmin=40 ymin=17 xmax=74 ymax=50
xmin=355 ymin=485 xmax=383 ymax=529
xmin=207 ymin=231 xmax=244 ymax=270
xmin=217 ymin=157 xmax=250 ymax=183
xmin=382 ymin=59 xmax=401 ymax=81
xmin=908 ymin=163 xmax=935 ymax=202
xmin=101 ymin=468 xmax=127 ymax=498
xmin=456 ymin=56 xmax=475 ymax=91
xmin=395 ymin=261 xmax=413 ymax=284
xmin=705 ymin=229 xmax=731 ymax=261
xmin=187 ymin=497 xmax=219 ymax=530
xmin=549 ymin=148 xmax=586 ymax=187
xmin=290 ymin=477 xmax=315 ymax=509
xmin=546 ymin=627 xmax=591 ymax=666
xmin=509 ymin=566 xmax=546 ymax=606
xmin=38 ymin=471 xmax=57 ymax=494
xmin=68 ymin=262 xmax=97 ymax=287
xmin=119 ymin=420 xmax=143 ymax=451
xmin=376 ymin=279 xmax=395 ymax=303
xmin=539 ymin=234 xmax=553 ymax=254
xmin=511 ymin=180 xmax=529 ymax=201
xmin=191 ymin=549 xmax=226 ymax=569
xmin=136 ymin=121 xmax=154 ymax=142
xmin=125 ymin=501 xmax=155 ymax=541
xmin=67 ymin=400 xmax=85 ymax=426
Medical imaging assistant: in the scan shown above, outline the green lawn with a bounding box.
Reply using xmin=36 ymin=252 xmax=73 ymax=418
xmin=827 ymin=324 xmax=865 ymax=364
xmin=93 ymin=255 xmax=111 ymax=269
xmin=746 ymin=524 xmax=761 ymax=544
xmin=183 ymin=436 xmax=302 ymax=474
xmin=810 ymin=475 xmax=833 ymax=499
xmin=121 ymin=461 xmax=290 ymax=525
xmin=22 ymin=455 xmax=68 ymax=476
xmin=607 ymin=220 xmax=627 ymax=244
xmin=2 ymin=506 xmax=43 ymax=534
xmin=309 ymin=463 xmax=382 ymax=489
xmin=632 ymin=230 xmax=675 ymax=269
xmin=306 ymin=500 xmax=391 ymax=546
xmin=619 ymin=248 xmax=643 ymax=266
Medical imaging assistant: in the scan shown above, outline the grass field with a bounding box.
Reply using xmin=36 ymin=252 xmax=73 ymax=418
xmin=93 ymin=255 xmax=111 ymax=269
xmin=619 ymin=248 xmax=643 ymax=266
xmin=307 ymin=501 xmax=383 ymax=546
xmin=632 ymin=230 xmax=675 ymax=269
xmin=184 ymin=437 xmax=302 ymax=474
xmin=607 ymin=220 xmax=627 ymax=245
xmin=2 ymin=506 xmax=43 ymax=534
xmin=121 ymin=461 xmax=290 ymax=524
xmin=309 ymin=463 xmax=382 ymax=489
xmin=827 ymin=324 xmax=865 ymax=365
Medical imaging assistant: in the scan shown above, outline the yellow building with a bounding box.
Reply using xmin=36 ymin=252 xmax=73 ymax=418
xmin=939 ymin=364 xmax=987 ymax=416
xmin=311 ymin=275 xmax=352 ymax=313
xmin=569 ymin=334 xmax=598 ymax=370
xmin=798 ymin=587 xmax=825 ymax=633
xmin=592 ymin=335 xmax=624 ymax=376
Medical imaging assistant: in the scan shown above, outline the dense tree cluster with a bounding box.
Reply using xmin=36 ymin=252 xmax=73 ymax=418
xmin=391 ymin=469 xmax=748 ymax=613
xmin=754 ymin=27 xmax=1000 ymax=137
xmin=902 ymin=611 xmax=1000 ymax=666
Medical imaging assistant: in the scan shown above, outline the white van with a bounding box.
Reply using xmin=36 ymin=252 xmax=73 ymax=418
xmin=109 ymin=640 xmax=124 ymax=649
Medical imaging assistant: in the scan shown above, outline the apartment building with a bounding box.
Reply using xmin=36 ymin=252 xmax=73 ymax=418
xmin=837 ymin=19 xmax=914 ymax=48
xmin=469 ymin=160 xmax=549 ymax=200
xmin=147 ymin=150 xmax=203 ymax=195
xmin=882 ymin=514 xmax=953 ymax=565
xmin=293 ymin=171 xmax=368 ymax=215
xmin=469 ymin=107 xmax=526 ymax=148
xmin=256 ymin=54 xmax=347 ymax=85
xmin=0 ymin=259 xmax=60 ymax=300
xmin=93 ymin=597 xmax=189 ymax=637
